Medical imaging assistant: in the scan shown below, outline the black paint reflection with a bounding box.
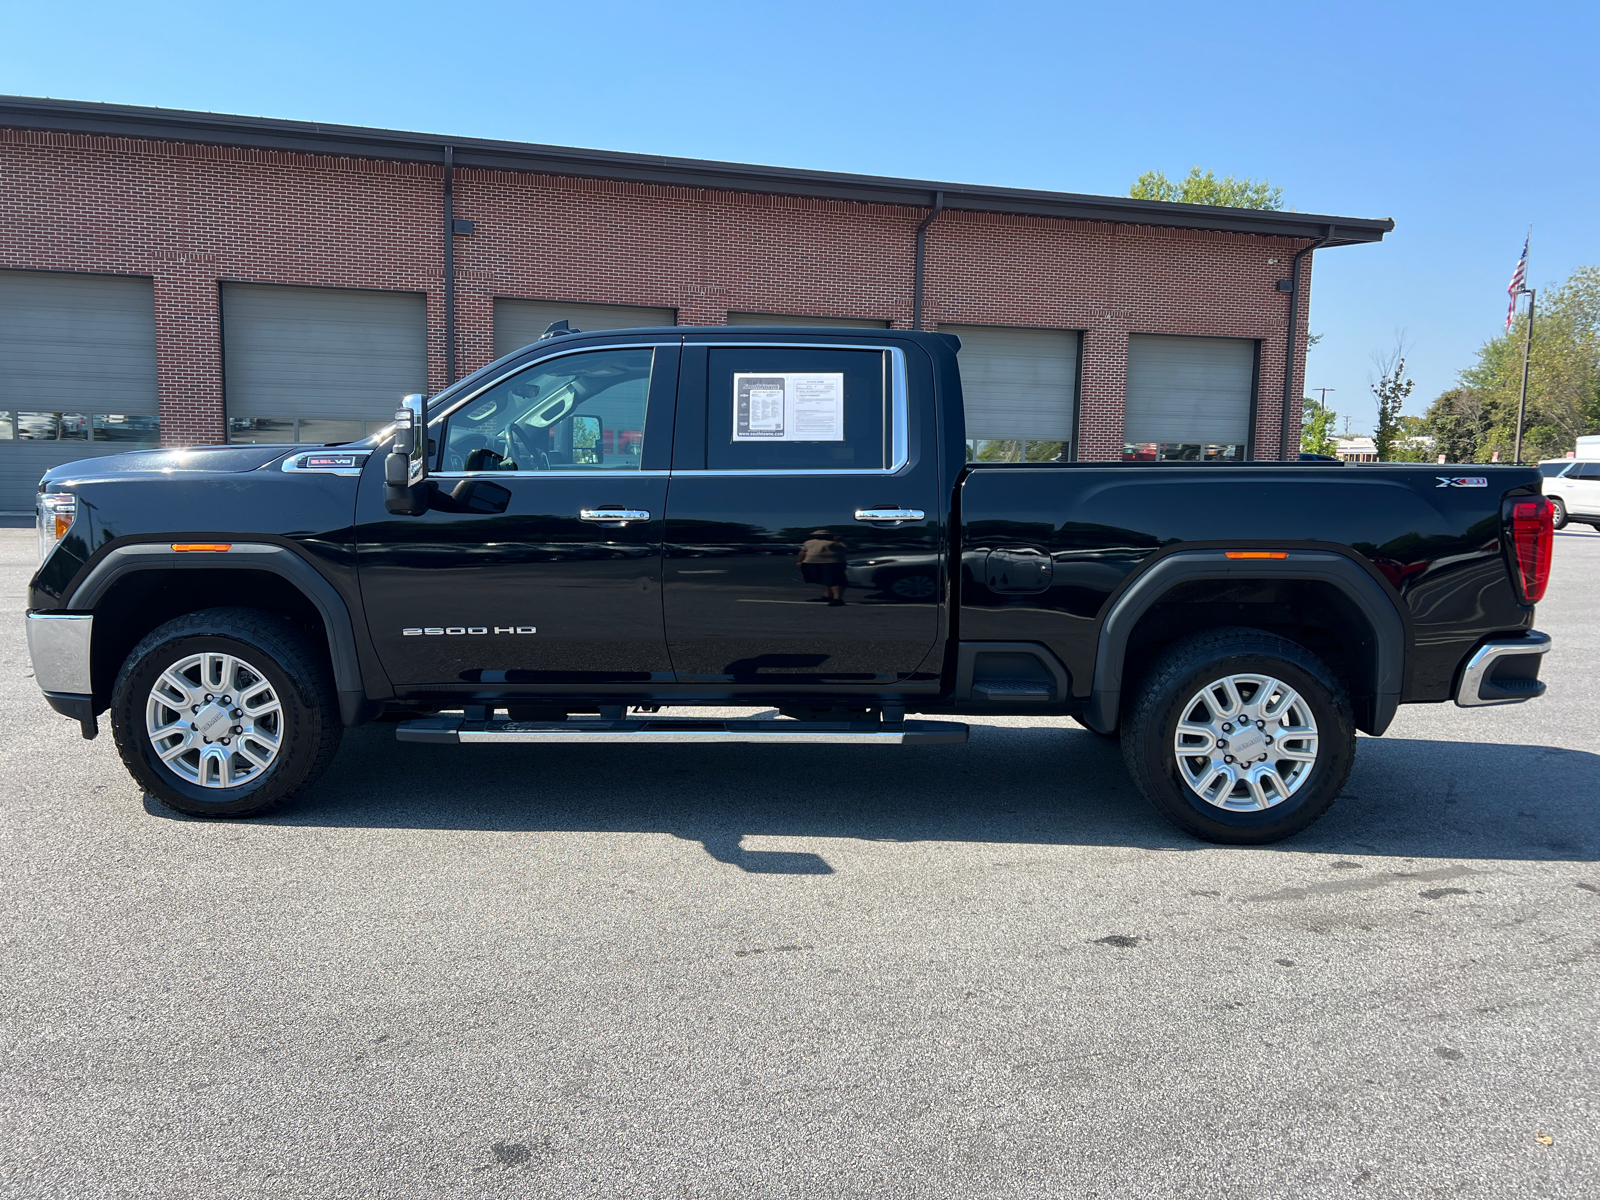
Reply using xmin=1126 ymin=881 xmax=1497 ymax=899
xmin=662 ymin=475 xmax=942 ymax=685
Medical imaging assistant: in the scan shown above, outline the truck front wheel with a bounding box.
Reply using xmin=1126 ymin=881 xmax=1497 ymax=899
xmin=1120 ymin=628 xmax=1356 ymax=844
xmin=110 ymin=607 xmax=343 ymax=818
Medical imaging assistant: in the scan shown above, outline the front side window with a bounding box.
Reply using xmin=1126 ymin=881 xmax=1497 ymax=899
xmin=440 ymin=347 xmax=653 ymax=473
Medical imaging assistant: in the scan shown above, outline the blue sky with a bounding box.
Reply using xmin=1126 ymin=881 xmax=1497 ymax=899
xmin=4 ymin=0 xmax=1594 ymax=435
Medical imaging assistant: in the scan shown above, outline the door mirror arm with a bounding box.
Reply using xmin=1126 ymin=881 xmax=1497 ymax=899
xmin=385 ymin=394 xmax=431 ymax=516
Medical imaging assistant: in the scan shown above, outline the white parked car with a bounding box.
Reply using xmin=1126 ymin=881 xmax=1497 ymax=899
xmin=1541 ymin=459 xmax=1600 ymax=530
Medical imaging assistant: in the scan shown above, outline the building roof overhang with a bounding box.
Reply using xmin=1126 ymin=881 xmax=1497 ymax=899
xmin=0 ymin=95 xmax=1393 ymax=247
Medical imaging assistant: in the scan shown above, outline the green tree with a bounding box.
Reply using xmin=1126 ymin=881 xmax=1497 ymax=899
xmin=1446 ymin=265 xmax=1600 ymax=462
xmin=1130 ymin=167 xmax=1284 ymax=210
xmin=1370 ymin=344 xmax=1418 ymax=462
xmin=1419 ymin=388 xmax=1490 ymax=463
xmin=1300 ymin=398 xmax=1338 ymax=456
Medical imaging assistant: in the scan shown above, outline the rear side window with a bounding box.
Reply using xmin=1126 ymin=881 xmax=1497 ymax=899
xmin=1538 ymin=461 xmax=1572 ymax=477
xmin=1581 ymin=462 xmax=1600 ymax=479
xmin=705 ymin=347 xmax=888 ymax=471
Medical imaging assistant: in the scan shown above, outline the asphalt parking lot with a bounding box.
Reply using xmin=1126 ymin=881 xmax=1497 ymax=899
xmin=3 ymin=525 xmax=1597 ymax=1200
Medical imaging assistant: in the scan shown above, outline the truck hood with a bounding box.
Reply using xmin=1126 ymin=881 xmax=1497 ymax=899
xmin=40 ymin=444 xmax=298 ymax=485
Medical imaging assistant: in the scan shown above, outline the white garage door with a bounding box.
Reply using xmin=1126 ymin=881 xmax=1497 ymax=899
xmin=726 ymin=312 xmax=890 ymax=328
xmin=223 ymin=283 xmax=427 ymax=444
xmin=0 ymin=270 xmax=159 ymax=512
xmin=1125 ymin=334 xmax=1255 ymax=462
xmin=494 ymin=300 xmax=677 ymax=358
xmin=940 ymin=324 xmax=1079 ymax=462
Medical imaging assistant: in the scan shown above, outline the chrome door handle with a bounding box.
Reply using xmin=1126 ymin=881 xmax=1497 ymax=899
xmin=854 ymin=507 xmax=925 ymax=523
xmin=580 ymin=508 xmax=651 ymax=525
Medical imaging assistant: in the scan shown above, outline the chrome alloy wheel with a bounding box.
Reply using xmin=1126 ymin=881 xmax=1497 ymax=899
xmin=145 ymin=652 xmax=283 ymax=789
xmin=1173 ymin=672 xmax=1319 ymax=811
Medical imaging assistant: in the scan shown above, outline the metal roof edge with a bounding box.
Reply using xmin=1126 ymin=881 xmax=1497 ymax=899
xmin=0 ymin=96 xmax=1394 ymax=246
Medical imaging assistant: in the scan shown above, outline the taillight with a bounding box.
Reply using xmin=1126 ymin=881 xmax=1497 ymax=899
xmin=1507 ymin=497 xmax=1553 ymax=603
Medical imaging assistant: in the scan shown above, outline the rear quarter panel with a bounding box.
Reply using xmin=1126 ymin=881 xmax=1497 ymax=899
xmin=957 ymin=464 xmax=1540 ymax=702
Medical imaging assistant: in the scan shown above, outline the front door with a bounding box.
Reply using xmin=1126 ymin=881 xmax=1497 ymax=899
xmin=356 ymin=342 xmax=678 ymax=689
xmin=661 ymin=340 xmax=943 ymax=690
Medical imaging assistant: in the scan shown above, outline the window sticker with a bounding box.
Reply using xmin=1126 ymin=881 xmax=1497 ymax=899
xmin=733 ymin=372 xmax=844 ymax=441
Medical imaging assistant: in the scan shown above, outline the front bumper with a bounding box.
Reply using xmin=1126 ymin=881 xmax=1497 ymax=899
xmin=26 ymin=612 xmax=93 ymax=695
xmin=26 ymin=612 xmax=98 ymax=736
xmin=1454 ymin=630 xmax=1551 ymax=707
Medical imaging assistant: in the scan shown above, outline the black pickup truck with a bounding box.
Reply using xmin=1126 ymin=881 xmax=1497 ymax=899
xmin=26 ymin=326 xmax=1555 ymax=843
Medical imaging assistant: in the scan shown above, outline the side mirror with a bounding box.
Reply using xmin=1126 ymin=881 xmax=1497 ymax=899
xmin=385 ymin=394 xmax=430 ymax=516
xmin=571 ymin=413 xmax=603 ymax=466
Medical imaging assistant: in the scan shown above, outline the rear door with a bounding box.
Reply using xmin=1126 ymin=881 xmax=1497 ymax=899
xmin=1567 ymin=462 xmax=1600 ymax=515
xmin=661 ymin=337 xmax=943 ymax=689
xmin=356 ymin=339 xmax=678 ymax=688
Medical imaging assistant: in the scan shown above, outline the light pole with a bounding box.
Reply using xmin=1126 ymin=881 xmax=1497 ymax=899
xmin=1513 ymin=288 xmax=1536 ymax=465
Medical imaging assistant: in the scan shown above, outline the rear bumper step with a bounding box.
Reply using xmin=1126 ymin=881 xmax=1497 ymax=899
xmin=396 ymin=716 xmax=969 ymax=746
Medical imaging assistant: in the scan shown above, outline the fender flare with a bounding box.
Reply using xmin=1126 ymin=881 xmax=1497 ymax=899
xmin=68 ymin=543 xmax=371 ymax=726
xmin=1084 ymin=549 xmax=1406 ymax=736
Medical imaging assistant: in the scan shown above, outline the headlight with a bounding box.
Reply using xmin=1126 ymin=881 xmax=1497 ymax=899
xmin=37 ymin=492 xmax=76 ymax=561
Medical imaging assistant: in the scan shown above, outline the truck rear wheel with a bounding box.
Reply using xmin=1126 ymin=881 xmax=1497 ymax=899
xmin=1120 ymin=628 xmax=1356 ymax=844
xmin=110 ymin=608 xmax=343 ymax=818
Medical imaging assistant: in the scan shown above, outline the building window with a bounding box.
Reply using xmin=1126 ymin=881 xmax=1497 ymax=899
xmin=1121 ymin=442 xmax=1244 ymax=463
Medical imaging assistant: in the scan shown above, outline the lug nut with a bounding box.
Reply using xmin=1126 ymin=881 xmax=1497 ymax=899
xmin=1257 ymin=719 xmax=1266 ymax=729
xmin=219 ymin=737 xmax=230 ymax=746
xmin=191 ymin=705 xmax=200 ymax=714
xmin=231 ymin=708 xmax=242 ymax=719
xmin=204 ymin=694 xmax=213 ymax=701
xmin=189 ymin=722 xmax=198 ymax=730
xmin=1216 ymin=739 xmax=1227 ymax=748
xmin=1264 ymin=735 xmax=1273 ymax=745
xmin=1222 ymin=722 xmax=1233 ymax=733
xmin=1224 ymin=755 xmax=1235 ymax=764
xmin=221 ymin=696 xmax=231 ymax=704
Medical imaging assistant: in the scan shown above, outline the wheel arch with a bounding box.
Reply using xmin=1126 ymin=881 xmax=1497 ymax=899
xmin=68 ymin=545 xmax=370 ymax=726
xmin=1085 ymin=549 xmax=1405 ymax=737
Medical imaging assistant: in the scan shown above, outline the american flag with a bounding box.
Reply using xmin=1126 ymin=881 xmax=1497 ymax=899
xmin=1505 ymin=233 xmax=1529 ymax=329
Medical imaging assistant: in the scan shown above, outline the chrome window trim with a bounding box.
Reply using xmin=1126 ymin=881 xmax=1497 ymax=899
xmin=693 ymin=342 xmax=909 ymax=476
xmin=427 ymin=342 xmax=675 ymax=428
xmin=428 ymin=339 xmax=911 ymax=479
xmin=432 ymin=469 xmax=671 ymax=480
xmin=429 ymin=341 xmax=672 ymax=478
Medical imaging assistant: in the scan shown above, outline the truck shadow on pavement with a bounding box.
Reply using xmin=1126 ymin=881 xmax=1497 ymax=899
xmin=146 ymin=723 xmax=1600 ymax=871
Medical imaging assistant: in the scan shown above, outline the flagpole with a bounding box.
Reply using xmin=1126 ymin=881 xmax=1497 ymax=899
xmin=1514 ymin=288 xmax=1535 ymax=465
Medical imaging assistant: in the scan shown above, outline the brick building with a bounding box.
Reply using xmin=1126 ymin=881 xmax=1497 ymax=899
xmin=0 ymin=96 xmax=1391 ymax=511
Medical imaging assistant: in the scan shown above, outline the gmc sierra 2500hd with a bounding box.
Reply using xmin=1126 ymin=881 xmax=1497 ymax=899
xmin=27 ymin=325 xmax=1554 ymax=843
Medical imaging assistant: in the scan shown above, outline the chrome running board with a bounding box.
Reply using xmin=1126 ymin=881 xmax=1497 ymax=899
xmin=396 ymin=716 xmax=968 ymax=746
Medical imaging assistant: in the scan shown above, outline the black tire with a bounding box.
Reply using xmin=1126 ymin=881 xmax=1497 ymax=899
xmin=1120 ymin=628 xmax=1356 ymax=844
xmin=1549 ymin=498 xmax=1568 ymax=530
xmin=111 ymin=607 xmax=343 ymax=818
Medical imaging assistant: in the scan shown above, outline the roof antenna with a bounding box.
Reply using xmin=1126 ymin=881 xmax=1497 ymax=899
xmin=540 ymin=320 xmax=579 ymax=339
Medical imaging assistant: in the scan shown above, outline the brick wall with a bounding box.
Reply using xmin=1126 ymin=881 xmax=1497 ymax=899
xmin=1 ymin=127 xmax=1314 ymax=459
